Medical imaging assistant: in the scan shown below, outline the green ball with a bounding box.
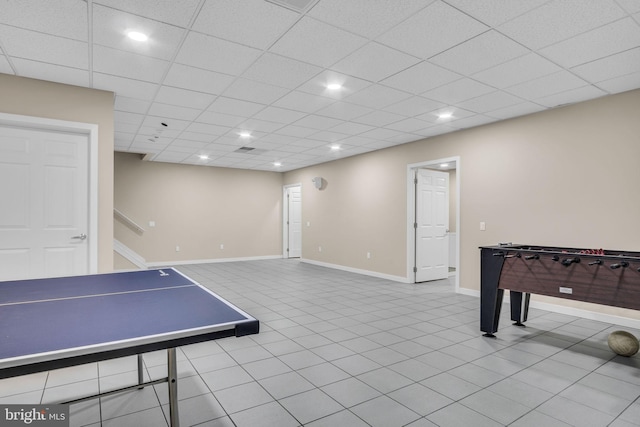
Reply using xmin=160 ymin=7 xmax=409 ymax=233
xmin=608 ymin=330 xmax=639 ymax=357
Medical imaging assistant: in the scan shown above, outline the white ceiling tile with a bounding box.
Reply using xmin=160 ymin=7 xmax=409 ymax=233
xmin=196 ymin=111 xmax=246 ymax=128
xmin=456 ymin=91 xmax=524 ymax=114
xmin=352 ymin=111 xmax=405 ymax=127
xmin=93 ymin=73 xmax=158 ymax=100
xmin=344 ymin=85 xmax=412 ymax=109
xmin=293 ymin=115 xmax=344 ymax=130
xmin=257 ymin=134 xmax=299 ymax=145
xmin=377 ymin=1 xmax=488 ymax=59
xmin=163 ymin=63 xmax=235 ymax=95
xmin=168 ymin=139 xmax=208 ymax=149
xmin=308 ymin=130 xmax=349 ymax=143
xmin=422 ymin=78 xmax=494 ymax=103
xmin=338 ymin=136 xmax=377 ymax=146
xmin=114 ymin=96 xmax=151 ymax=114
xmin=192 ymin=0 xmax=298 ymax=49
xmin=11 ymin=59 xmax=90 ymax=87
xmin=0 ymin=0 xmax=87 ymax=41
xmin=430 ymin=30 xmax=529 ymax=75
xmin=114 ymin=111 xmax=144 ymax=126
xmin=413 ymin=125 xmax=455 ymax=138
xmin=155 ymin=86 xmax=216 ymax=110
xmin=272 ymin=125 xmax=318 ymax=138
xmin=0 ymin=25 xmax=88 ymax=69
xmin=308 ymin=0 xmax=430 ymax=38
xmin=329 ymin=122 xmax=374 ymax=135
xmin=273 ymin=91 xmax=336 ymax=113
xmin=238 ymin=119 xmax=286 ymax=133
xmin=208 ymin=97 xmax=266 ymax=117
xmin=184 ymin=122 xmax=231 ymax=137
xmin=415 ymin=107 xmax=476 ymax=123
xmin=277 ymin=144 xmax=311 ymax=154
xmin=617 ymin=0 xmax=640 ymax=13
xmin=596 ymin=71 xmax=640 ymax=94
xmin=383 ymin=96 xmax=444 ymax=117
xmin=93 ymin=45 xmax=169 ymax=82
xmin=179 ymin=131 xmax=218 ymax=143
xmin=472 ymin=53 xmax=563 ymax=89
xmin=92 ymin=5 xmax=185 ymax=60
xmin=444 ymin=0 xmax=551 ymax=27
xmin=114 ymin=122 xmax=140 ymax=134
xmin=485 ymin=102 xmax=546 ymax=120
xmin=534 ymin=85 xmax=608 ymax=108
xmin=539 ymin=18 xmax=640 ymax=68
xmin=331 ymin=42 xmax=421 ymax=82
xmin=315 ymin=102 xmax=373 ymax=121
xmin=448 ymin=115 xmax=496 ymax=130
xmin=571 ymin=47 xmax=640 ymax=83
xmin=381 ymin=61 xmax=461 ymax=94
xmin=498 ymin=0 xmax=627 ymax=49
xmin=93 ymin=0 xmax=201 ymax=27
xmin=359 ymin=128 xmax=405 ymax=140
xmin=252 ymin=106 xmax=307 ymax=124
xmin=384 ymin=118 xmax=433 ymax=133
xmin=296 ymin=70 xmax=372 ymax=99
xmin=241 ymin=53 xmax=323 ymax=89
xmin=0 ymin=55 xmax=12 ymax=74
xmin=271 ymin=17 xmax=367 ymax=68
xmin=505 ymin=71 xmax=589 ymax=99
xmin=221 ymin=78 xmax=290 ymax=104
xmin=175 ymin=32 xmax=262 ymax=75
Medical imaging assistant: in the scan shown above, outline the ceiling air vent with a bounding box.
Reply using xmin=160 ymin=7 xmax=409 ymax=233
xmin=265 ymin=0 xmax=318 ymax=13
xmin=234 ymin=146 xmax=268 ymax=155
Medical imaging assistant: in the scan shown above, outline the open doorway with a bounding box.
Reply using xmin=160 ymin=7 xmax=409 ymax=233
xmin=406 ymin=157 xmax=460 ymax=289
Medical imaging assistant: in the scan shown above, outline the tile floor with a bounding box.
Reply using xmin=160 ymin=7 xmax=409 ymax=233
xmin=1 ymin=260 xmax=640 ymax=426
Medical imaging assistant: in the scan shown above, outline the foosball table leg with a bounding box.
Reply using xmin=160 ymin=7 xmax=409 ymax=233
xmin=510 ymin=291 xmax=530 ymax=327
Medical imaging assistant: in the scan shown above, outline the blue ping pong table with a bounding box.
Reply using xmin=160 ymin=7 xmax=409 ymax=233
xmin=0 ymin=268 xmax=259 ymax=426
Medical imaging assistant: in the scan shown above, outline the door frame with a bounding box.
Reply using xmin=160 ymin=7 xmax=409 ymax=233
xmin=0 ymin=112 xmax=99 ymax=274
xmin=282 ymin=183 xmax=302 ymax=258
xmin=406 ymin=156 xmax=460 ymax=290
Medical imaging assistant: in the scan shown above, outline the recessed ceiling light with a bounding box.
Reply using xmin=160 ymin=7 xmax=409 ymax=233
xmin=198 ymin=154 xmax=209 ymax=160
xmin=127 ymin=31 xmax=148 ymax=42
xmin=273 ymin=162 xmax=282 ymax=167
xmin=330 ymin=144 xmax=341 ymax=151
xmin=440 ymin=163 xmax=449 ymax=168
xmin=326 ymin=83 xmax=342 ymax=90
xmin=239 ymin=131 xmax=251 ymax=138
xmin=438 ymin=112 xmax=453 ymax=120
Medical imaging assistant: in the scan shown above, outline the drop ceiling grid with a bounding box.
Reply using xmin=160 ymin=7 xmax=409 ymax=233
xmin=0 ymin=0 xmax=637 ymax=171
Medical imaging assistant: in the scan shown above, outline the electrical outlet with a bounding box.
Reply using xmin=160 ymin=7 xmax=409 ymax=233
xmin=367 ymin=252 xmax=371 ymax=259
xmin=175 ymin=245 xmax=180 ymax=252
xmin=220 ymin=243 xmax=224 ymax=250
xmin=318 ymin=246 xmax=322 ymax=252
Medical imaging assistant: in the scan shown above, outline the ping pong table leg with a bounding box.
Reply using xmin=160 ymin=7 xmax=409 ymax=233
xmin=168 ymin=348 xmax=179 ymax=427
xmin=137 ymin=354 xmax=144 ymax=389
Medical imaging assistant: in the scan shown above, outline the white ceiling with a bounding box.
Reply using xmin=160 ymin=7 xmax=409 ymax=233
xmin=1 ymin=0 xmax=639 ymax=172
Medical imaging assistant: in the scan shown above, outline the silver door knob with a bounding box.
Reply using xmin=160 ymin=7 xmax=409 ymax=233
xmin=71 ymin=233 xmax=87 ymax=240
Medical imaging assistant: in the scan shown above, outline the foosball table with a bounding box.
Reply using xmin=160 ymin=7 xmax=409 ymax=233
xmin=480 ymin=244 xmax=640 ymax=337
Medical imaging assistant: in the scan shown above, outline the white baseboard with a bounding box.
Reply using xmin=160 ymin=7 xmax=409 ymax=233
xmin=147 ymin=254 xmax=282 ymax=268
xmin=300 ymin=258 xmax=410 ymax=283
xmin=113 ymin=239 xmax=147 ymax=269
xmin=457 ymin=287 xmax=640 ymax=329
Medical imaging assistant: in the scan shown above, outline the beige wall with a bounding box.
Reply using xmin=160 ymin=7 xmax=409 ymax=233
xmin=284 ymin=89 xmax=640 ymax=319
xmin=0 ymin=74 xmax=114 ymax=272
xmin=114 ymin=152 xmax=283 ymax=263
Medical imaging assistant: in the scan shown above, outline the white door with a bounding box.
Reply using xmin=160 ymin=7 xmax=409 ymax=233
xmin=0 ymin=125 xmax=89 ymax=281
xmin=415 ymin=168 xmax=449 ymax=282
xmin=286 ymin=186 xmax=302 ymax=258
